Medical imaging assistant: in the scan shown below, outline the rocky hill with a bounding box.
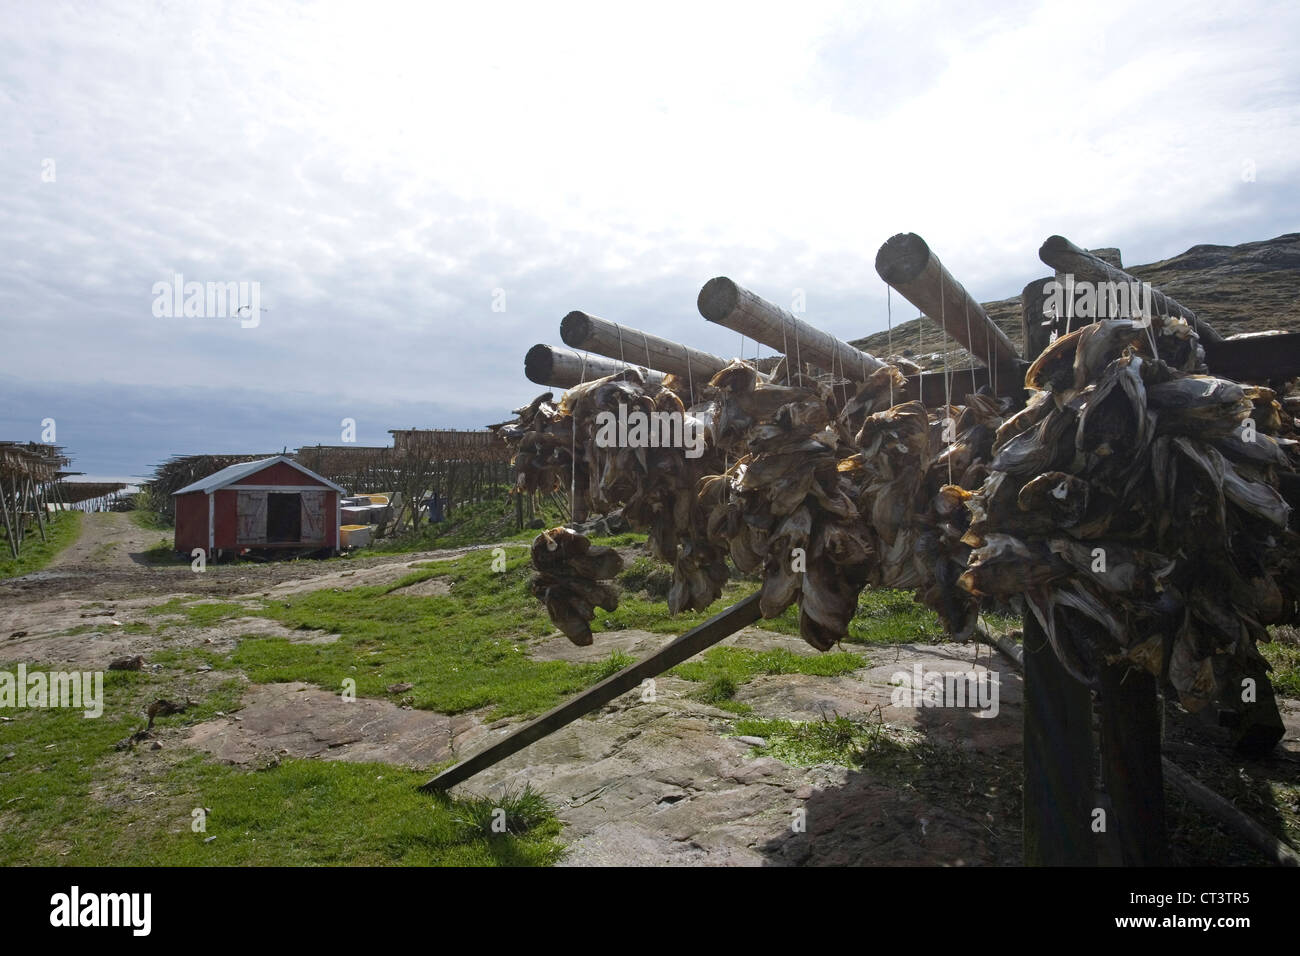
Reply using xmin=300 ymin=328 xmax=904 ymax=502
xmin=851 ymin=233 xmax=1300 ymax=371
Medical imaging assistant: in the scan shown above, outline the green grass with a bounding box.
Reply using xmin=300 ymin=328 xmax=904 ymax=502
xmin=146 ymin=598 xmax=252 ymax=627
xmin=370 ymin=493 xmax=568 ymax=553
xmin=0 ymin=663 xmax=563 ymax=866
xmin=0 ymin=510 xmax=82 ymax=580
xmin=214 ymin=554 xmax=635 ymax=719
xmin=672 ymin=646 xmax=865 ymax=688
xmin=605 ymin=570 xmax=965 ymax=648
xmin=1262 ymin=629 xmax=1300 ymax=699
xmin=129 ymin=508 xmax=172 ymax=531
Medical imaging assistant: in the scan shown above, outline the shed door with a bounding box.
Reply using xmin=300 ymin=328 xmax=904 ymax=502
xmin=300 ymin=490 xmax=325 ymax=543
xmin=236 ymin=491 xmax=268 ymax=545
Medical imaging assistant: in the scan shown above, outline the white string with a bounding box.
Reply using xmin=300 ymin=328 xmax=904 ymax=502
xmin=781 ymin=314 xmax=790 ymax=384
xmin=683 ymin=344 xmax=695 ymax=405
xmin=886 ymin=284 xmax=895 ymax=406
xmin=964 ymin=298 xmax=977 ymax=397
xmin=572 ymin=349 xmax=588 ymax=517
xmin=640 ymin=329 xmax=652 ymax=379
xmin=940 ymin=277 xmax=953 ymax=486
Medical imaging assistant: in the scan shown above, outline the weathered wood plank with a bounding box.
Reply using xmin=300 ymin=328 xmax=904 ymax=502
xmin=697 ymin=277 xmax=888 ymax=381
xmin=560 ymin=311 xmax=729 ymax=390
xmin=1098 ymin=662 xmax=1169 ymax=865
xmin=1038 ymin=235 xmax=1223 ymax=345
xmin=420 ymin=593 xmax=763 ymax=793
xmin=524 ymin=344 xmax=666 ymax=390
xmin=875 ymin=233 xmax=1023 ymax=375
xmin=1022 ymin=611 xmax=1098 ymax=866
xmin=1202 ymin=331 xmax=1300 ymax=381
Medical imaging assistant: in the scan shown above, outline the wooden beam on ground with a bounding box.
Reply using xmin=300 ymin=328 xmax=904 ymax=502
xmin=875 ymin=233 xmax=1023 ymax=378
xmin=524 ymin=344 xmax=666 ymax=390
xmin=420 ymin=593 xmax=762 ymax=793
xmin=1038 ymin=235 xmax=1223 ymax=345
xmin=1201 ymin=331 xmax=1300 ymax=382
xmin=697 ymin=277 xmax=888 ymax=382
xmin=560 ymin=312 xmax=729 ymax=391
xmin=901 ymin=362 xmax=1030 ymax=405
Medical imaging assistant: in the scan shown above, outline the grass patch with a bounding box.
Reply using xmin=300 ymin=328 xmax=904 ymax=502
xmin=146 ymin=599 xmax=251 ymax=627
xmin=140 ymin=539 xmax=182 ymax=565
xmin=0 ymin=510 xmax=82 ymax=580
xmin=0 ymin=661 xmax=562 ymax=866
xmin=673 ymin=646 xmax=865 ymax=687
xmin=371 ymin=493 xmax=568 ymax=553
xmin=212 ymin=554 xmax=635 ymax=719
xmin=129 ymin=509 xmax=172 ymax=531
xmin=1261 ymin=630 xmax=1300 ymax=699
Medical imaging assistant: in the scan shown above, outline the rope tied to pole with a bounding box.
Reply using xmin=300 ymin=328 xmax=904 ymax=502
xmin=886 ymin=284 xmax=895 ymax=406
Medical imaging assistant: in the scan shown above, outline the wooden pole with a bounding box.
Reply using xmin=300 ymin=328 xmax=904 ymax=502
xmin=988 ymin=627 xmax=1299 ymax=867
xmin=902 ymin=363 xmax=1030 ymax=405
xmin=560 ymin=311 xmax=729 ymax=389
xmin=1020 ymin=276 xmax=1057 ymax=364
xmin=0 ymin=477 xmax=17 ymax=558
xmin=874 ymin=233 xmax=1022 ymax=376
xmin=420 ymin=593 xmax=762 ymax=792
xmin=524 ymin=344 xmax=666 ymax=390
xmin=1021 ymin=612 xmax=1097 ymax=865
xmin=1037 ymin=235 xmax=1223 ymax=345
xmin=1098 ymin=662 xmax=1169 ymax=865
xmin=697 ymin=277 xmax=888 ymax=381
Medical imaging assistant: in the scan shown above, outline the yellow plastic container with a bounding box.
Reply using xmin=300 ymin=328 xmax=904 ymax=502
xmin=340 ymin=524 xmax=372 ymax=548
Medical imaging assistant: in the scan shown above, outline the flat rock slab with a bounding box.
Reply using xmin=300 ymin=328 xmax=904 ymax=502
xmin=186 ymin=682 xmax=491 ymax=768
xmin=454 ymin=675 xmax=1011 ymax=866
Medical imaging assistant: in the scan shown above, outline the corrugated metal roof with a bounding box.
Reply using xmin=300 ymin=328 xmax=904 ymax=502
xmin=172 ymin=455 xmax=345 ymax=496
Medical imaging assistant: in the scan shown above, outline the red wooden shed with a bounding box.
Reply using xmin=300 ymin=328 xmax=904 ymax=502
xmin=172 ymin=455 xmax=343 ymax=558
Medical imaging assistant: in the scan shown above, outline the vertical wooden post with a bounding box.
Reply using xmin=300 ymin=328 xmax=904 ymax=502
xmin=1098 ymin=663 xmax=1169 ymax=865
xmin=1022 ymin=611 xmax=1097 ymax=865
xmin=1018 ymin=288 xmax=1101 ymax=867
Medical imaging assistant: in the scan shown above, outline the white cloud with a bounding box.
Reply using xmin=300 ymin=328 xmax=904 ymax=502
xmin=1 ymin=0 xmax=1297 ymax=473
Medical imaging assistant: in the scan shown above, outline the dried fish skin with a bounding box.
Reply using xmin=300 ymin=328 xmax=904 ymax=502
xmin=959 ymin=534 xmax=1065 ymax=596
xmin=1024 ymin=319 xmax=1146 ymax=393
xmin=989 ymin=406 xmax=1076 ymax=477
xmin=994 ymin=390 xmax=1053 ymax=452
xmin=1017 ymin=472 xmax=1090 ymax=527
xmin=529 ymin=528 xmax=625 ymax=646
xmin=798 ymin=555 xmax=868 ymax=650
xmin=760 ymin=506 xmax=812 ymax=618
xmin=1168 ymin=617 xmax=1218 ymax=713
xmin=1149 ymin=376 xmax=1252 ymax=436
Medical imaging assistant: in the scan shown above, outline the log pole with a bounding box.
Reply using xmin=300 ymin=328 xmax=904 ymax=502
xmin=420 ymin=593 xmax=762 ymax=793
xmin=1037 ymin=235 xmax=1223 ymax=345
xmin=1098 ymin=662 xmax=1169 ymax=865
xmin=697 ymin=277 xmax=888 ymax=382
xmin=560 ymin=312 xmax=729 ymax=390
xmin=524 ymin=344 xmax=665 ymax=390
xmin=875 ymin=233 xmax=1022 ymax=378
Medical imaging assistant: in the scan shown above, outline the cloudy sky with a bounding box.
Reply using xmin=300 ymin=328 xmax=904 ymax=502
xmin=3 ymin=0 xmax=1297 ymax=482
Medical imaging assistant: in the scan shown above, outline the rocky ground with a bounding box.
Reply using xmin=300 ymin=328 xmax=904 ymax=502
xmin=3 ymin=513 xmax=1298 ymax=865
